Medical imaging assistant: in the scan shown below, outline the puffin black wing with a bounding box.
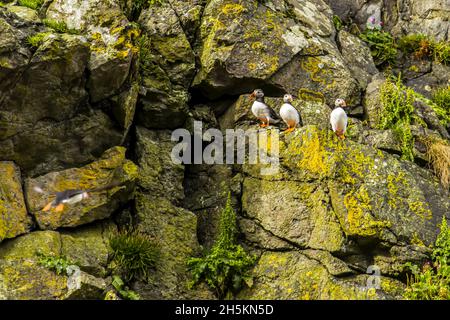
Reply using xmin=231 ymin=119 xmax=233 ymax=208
xmin=268 ymin=106 xmax=281 ymax=120
xmin=55 ymin=189 xmax=85 ymax=204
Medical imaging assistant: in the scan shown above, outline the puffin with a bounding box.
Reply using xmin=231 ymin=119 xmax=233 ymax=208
xmin=250 ymin=89 xmax=281 ymax=127
xmin=330 ymin=98 xmax=348 ymax=140
xmin=280 ymin=94 xmax=300 ymax=133
xmin=34 ymin=181 xmax=123 ymax=212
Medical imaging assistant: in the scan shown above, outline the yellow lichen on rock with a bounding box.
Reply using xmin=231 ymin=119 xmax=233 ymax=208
xmin=343 ymin=186 xmax=391 ymax=237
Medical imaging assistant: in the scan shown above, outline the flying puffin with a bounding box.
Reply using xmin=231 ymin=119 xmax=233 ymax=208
xmin=330 ymin=98 xmax=348 ymax=140
xmin=34 ymin=181 xmax=122 ymax=212
xmin=250 ymin=89 xmax=281 ymax=127
xmin=280 ymin=94 xmax=300 ymax=133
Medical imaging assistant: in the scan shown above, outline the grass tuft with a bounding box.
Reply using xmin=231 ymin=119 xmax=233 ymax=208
xmin=109 ymin=230 xmax=159 ymax=282
xmin=18 ymin=0 xmax=44 ymax=10
xmin=27 ymin=32 xmax=52 ymax=48
xmin=42 ymin=19 xmax=79 ymax=35
xmin=424 ymin=137 xmax=450 ymax=189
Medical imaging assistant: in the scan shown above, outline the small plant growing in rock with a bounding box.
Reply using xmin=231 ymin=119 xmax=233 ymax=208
xmin=42 ymin=19 xmax=79 ymax=35
xmin=359 ymin=16 xmax=397 ymax=66
xmin=398 ymin=34 xmax=450 ymax=65
xmin=378 ymin=75 xmax=416 ymax=161
xmin=18 ymin=0 xmax=44 ymax=10
xmin=431 ymin=86 xmax=450 ymax=125
xmin=404 ymin=217 xmax=450 ymax=300
xmin=136 ymin=34 xmax=152 ymax=75
xmin=37 ymin=252 xmax=75 ymax=276
xmin=109 ymin=230 xmax=159 ymax=282
xmin=187 ymin=193 xmax=256 ymax=299
xmin=27 ymin=32 xmax=52 ymax=48
xmin=111 ymin=275 xmax=141 ymax=300
xmin=120 ymin=0 xmax=164 ymax=22
xmin=432 ymin=41 xmax=450 ymax=65
xmin=332 ymin=15 xmax=343 ymax=31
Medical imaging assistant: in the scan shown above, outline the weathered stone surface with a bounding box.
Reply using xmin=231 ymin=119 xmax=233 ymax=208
xmin=0 ymin=11 xmax=32 ymax=91
xmin=88 ymin=50 xmax=133 ymax=102
xmin=139 ymin=3 xmax=195 ymax=88
xmin=46 ymin=0 xmax=126 ymax=32
xmin=134 ymin=2 xmax=194 ymax=131
xmin=0 ymin=231 xmax=67 ymax=300
xmin=133 ymin=194 xmax=213 ymax=300
xmin=1 ymin=34 xmax=90 ymax=129
xmin=0 ymin=162 xmax=33 ymax=242
xmin=168 ymin=0 xmax=204 ymax=43
xmin=338 ymin=30 xmax=378 ymax=88
xmin=364 ymin=74 xmax=386 ymax=128
xmin=60 ymin=221 xmax=117 ymax=277
xmin=0 ymin=110 xmax=124 ymax=176
xmin=184 ymin=164 xmax=235 ymax=248
xmin=237 ymin=251 xmax=404 ymax=300
xmin=242 ymin=178 xmax=345 ymax=253
xmin=25 ymin=147 xmax=137 ymax=230
xmin=0 ymin=220 xmax=115 ymax=299
xmin=110 ymin=82 xmax=139 ymax=134
xmin=235 ymin=124 xmax=448 ymax=299
xmin=0 ymin=0 xmax=448 ymax=301
xmin=390 ymin=0 xmax=450 ymax=41
xmin=0 ymin=28 xmax=127 ymax=176
xmin=64 ymin=271 xmax=109 ymax=300
xmin=4 ymin=5 xmax=40 ymax=23
xmin=193 ymin=0 xmax=360 ymax=106
xmin=133 ymin=125 xmax=213 ymax=299
xmin=135 ymin=127 xmax=185 ymax=204
xmin=405 ymin=63 xmax=450 ymax=99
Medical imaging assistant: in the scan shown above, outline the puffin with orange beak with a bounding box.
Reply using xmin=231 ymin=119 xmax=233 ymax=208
xmin=34 ymin=181 xmax=122 ymax=212
xmin=280 ymin=94 xmax=300 ymax=133
xmin=250 ymin=89 xmax=281 ymax=128
xmin=330 ymin=98 xmax=348 ymax=140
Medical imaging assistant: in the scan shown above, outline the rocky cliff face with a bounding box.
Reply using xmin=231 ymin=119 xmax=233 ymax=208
xmin=0 ymin=0 xmax=449 ymax=300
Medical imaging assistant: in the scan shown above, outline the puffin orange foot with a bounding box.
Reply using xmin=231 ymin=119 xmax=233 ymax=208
xmin=55 ymin=204 xmax=65 ymax=212
xmin=42 ymin=202 xmax=53 ymax=212
xmin=284 ymin=127 xmax=295 ymax=133
xmin=260 ymin=123 xmax=268 ymax=128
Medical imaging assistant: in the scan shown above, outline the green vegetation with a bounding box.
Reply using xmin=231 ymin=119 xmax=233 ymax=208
xmin=27 ymin=32 xmax=52 ymax=48
xmin=378 ymin=76 xmax=416 ymax=161
xmin=111 ymin=275 xmax=141 ymax=300
xmin=360 ymin=29 xmax=450 ymax=67
xmin=411 ymin=86 xmax=450 ymax=127
xmin=432 ymin=41 xmax=450 ymax=65
xmin=37 ymin=252 xmax=74 ymax=276
xmin=136 ymin=33 xmax=152 ymax=75
xmin=42 ymin=19 xmax=79 ymax=35
xmin=404 ymin=217 xmax=450 ymax=300
xmin=120 ymin=0 xmax=164 ymax=21
xmin=398 ymin=34 xmax=450 ymax=65
xmin=109 ymin=230 xmax=159 ymax=282
xmin=188 ymin=193 xmax=256 ymax=299
xmin=360 ymin=29 xmax=398 ymax=66
xmin=332 ymin=15 xmax=343 ymax=32
xmin=18 ymin=0 xmax=44 ymax=10
xmin=431 ymin=86 xmax=450 ymax=126
xmin=398 ymin=34 xmax=430 ymax=58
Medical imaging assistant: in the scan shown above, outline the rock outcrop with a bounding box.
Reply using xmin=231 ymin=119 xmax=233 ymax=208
xmin=0 ymin=0 xmax=449 ymax=300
